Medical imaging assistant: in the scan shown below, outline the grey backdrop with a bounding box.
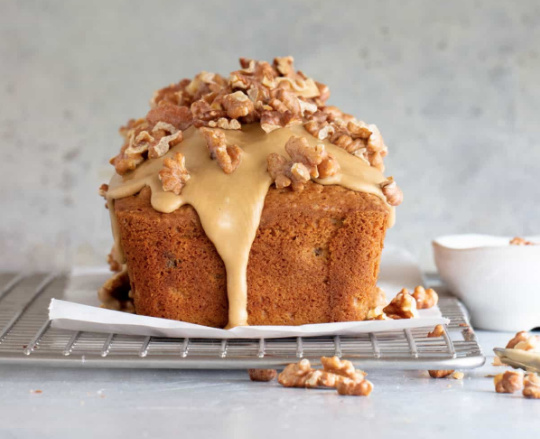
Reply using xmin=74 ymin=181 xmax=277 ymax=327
xmin=1 ymin=0 xmax=539 ymax=271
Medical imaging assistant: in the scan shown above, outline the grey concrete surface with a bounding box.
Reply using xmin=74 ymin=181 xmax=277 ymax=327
xmin=1 ymin=0 xmax=539 ymax=271
xmin=0 ymin=331 xmax=538 ymax=439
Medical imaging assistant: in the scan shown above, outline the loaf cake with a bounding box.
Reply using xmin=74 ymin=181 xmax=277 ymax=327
xmin=98 ymin=56 xmax=403 ymax=328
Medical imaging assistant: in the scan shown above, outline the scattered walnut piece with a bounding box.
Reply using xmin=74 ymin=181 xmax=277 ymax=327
xmin=509 ymin=237 xmax=536 ymax=246
xmin=199 ymin=127 xmax=243 ymax=174
xmin=452 ymin=371 xmax=465 ymax=380
xmin=380 ymin=177 xmax=403 ymax=206
xmin=97 ymin=268 xmax=134 ymax=312
xmin=383 ymin=288 xmax=418 ymax=319
xmin=321 ymin=356 xmax=366 ymax=383
xmin=277 ymin=357 xmax=372 ymax=396
xmin=429 ymin=370 xmax=454 ymax=379
xmin=277 ymin=359 xmax=313 ymax=387
xmin=412 ymin=286 xmax=439 ymax=310
xmin=336 ymin=378 xmax=374 ymax=396
xmin=248 ymin=369 xmax=277 ymax=382
xmin=523 ymin=373 xmax=540 ymax=399
xmin=494 ymin=370 xmax=524 ymax=393
xmin=428 ymin=324 xmax=445 ymax=338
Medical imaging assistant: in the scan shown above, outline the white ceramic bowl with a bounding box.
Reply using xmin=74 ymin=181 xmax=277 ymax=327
xmin=433 ymin=234 xmax=540 ymax=331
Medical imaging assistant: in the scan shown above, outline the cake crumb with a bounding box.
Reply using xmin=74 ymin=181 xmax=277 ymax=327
xmin=30 ymin=389 xmax=42 ymax=394
xmin=248 ymin=369 xmax=277 ymax=382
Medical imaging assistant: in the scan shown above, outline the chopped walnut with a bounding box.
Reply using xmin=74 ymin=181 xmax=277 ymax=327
xmin=509 ymin=237 xmax=536 ymax=246
xmin=148 ymin=122 xmax=183 ymax=159
xmin=429 ymin=370 xmax=454 ymax=379
xmin=199 ymin=127 xmax=243 ymax=174
xmin=208 ymin=118 xmax=241 ymax=130
xmin=383 ymin=288 xmax=418 ymax=319
xmin=277 ymin=359 xmax=313 ymax=387
xmin=428 ymin=324 xmax=445 ymax=338
xmin=336 ymin=378 xmax=374 ymax=396
xmin=97 ymin=269 xmax=134 ymax=312
xmin=248 ymin=369 xmax=277 ymax=382
xmin=260 ymin=110 xmax=301 ymax=133
xmin=320 ymin=356 xmax=366 ymax=382
xmin=278 ymin=357 xmax=372 ymax=396
xmin=412 ymin=286 xmax=439 ymax=309
xmin=222 ymin=91 xmax=255 ymax=120
xmin=494 ymin=370 xmax=524 ymax=393
xmin=452 ymin=371 xmax=464 ymax=380
xmin=158 ymin=152 xmax=190 ymax=195
xmin=146 ymin=102 xmax=193 ymax=131
xmin=523 ymin=373 xmax=540 ymax=399
xmin=380 ymin=177 xmax=403 ymax=206
xmin=267 ymin=153 xmax=304 ymax=190
xmin=284 ymin=136 xmax=340 ymax=179
xmin=304 ymin=120 xmax=335 ymax=140
xmin=273 ymin=56 xmax=295 ymax=77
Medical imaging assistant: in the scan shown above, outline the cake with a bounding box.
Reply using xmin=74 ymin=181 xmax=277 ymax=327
xmin=98 ymin=56 xmax=403 ymax=328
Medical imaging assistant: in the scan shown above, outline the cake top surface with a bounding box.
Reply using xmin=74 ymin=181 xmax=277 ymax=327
xmin=109 ymin=56 xmax=393 ymax=185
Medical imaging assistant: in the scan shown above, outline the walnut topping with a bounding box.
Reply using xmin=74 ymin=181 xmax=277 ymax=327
xmin=510 ymin=237 xmax=536 ymax=245
xmin=412 ymin=286 xmax=439 ymax=310
xmin=284 ymin=136 xmax=340 ymax=179
xmin=383 ymin=288 xmax=418 ymax=319
xmin=494 ymin=371 xmax=524 ymax=393
xmin=98 ymin=269 xmax=134 ymax=313
xmin=248 ymin=369 xmax=277 ymax=382
xmin=111 ymin=57 xmax=395 ymax=196
xmin=523 ymin=373 xmax=540 ymax=399
xmin=222 ymin=91 xmax=255 ymax=119
xmin=158 ymin=152 xmax=190 ymax=195
xmin=208 ymin=118 xmax=241 ymax=130
xmin=380 ymin=177 xmax=403 ymax=206
xmin=199 ymin=127 xmax=243 ymax=174
xmin=428 ymin=324 xmax=445 ymax=338
xmin=277 ymin=357 xmax=372 ymax=396
xmin=148 ymin=122 xmax=183 ymax=159
xmin=267 ymin=136 xmax=340 ymax=192
xmin=336 ymin=378 xmax=374 ymax=396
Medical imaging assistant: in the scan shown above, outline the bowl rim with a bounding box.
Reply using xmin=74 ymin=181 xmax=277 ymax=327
xmin=432 ymin=233 xmax=540 ymax=252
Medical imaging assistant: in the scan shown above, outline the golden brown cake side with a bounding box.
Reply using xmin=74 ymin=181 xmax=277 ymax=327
xmin=116 ymin=183 xmax=388 ymax=328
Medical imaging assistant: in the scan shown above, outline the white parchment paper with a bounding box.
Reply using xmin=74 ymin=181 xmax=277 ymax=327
xmin=49 ymin=246 xmax=448 ymax=339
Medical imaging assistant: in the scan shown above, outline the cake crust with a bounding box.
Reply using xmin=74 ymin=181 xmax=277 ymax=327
xmin=115 ymin=183 xmax=388 ymax=327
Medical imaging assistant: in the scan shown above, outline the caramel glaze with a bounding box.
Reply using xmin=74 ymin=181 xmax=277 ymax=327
xmin=106 ymin=124 xmax=394 ymax=328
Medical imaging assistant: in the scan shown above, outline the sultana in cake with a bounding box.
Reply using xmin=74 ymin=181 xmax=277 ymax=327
xmin=98 ymin=56 xmax=403 ymax=328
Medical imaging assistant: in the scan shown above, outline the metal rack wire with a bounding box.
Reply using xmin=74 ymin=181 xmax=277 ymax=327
xmin=0 ymin=272 xmax=484 ymax=369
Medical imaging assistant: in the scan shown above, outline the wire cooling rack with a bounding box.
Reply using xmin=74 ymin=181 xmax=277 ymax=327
xmin=0 ymin=272 xmax=484 ymax=369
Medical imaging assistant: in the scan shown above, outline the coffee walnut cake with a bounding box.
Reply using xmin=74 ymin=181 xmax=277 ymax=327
xmin=98 ymin=56 xmax=403 ymax=328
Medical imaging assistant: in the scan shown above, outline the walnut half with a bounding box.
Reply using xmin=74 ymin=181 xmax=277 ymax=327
xmin=383 ymin=288 xmax=418 ymax=319
xmin=199 ymin=127 xmax=243 ymax=174
xmin=158 ymin=152 xmax=191 ymax=195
